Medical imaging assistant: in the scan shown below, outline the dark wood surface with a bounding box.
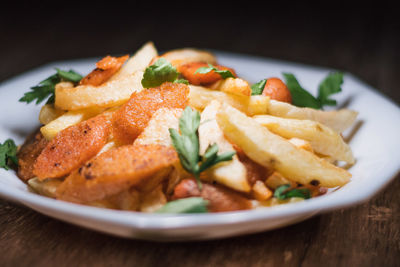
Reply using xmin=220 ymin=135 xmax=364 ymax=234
xmin=1 ymin=3 xmax=399 ymax=266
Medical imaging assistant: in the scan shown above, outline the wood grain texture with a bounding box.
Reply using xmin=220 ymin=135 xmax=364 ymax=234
xmin=1 ymin=3 xmax=399 ymax=266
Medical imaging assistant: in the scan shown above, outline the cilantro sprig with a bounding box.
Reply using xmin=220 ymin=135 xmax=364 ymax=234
xmin=250 ymin=79 xmax=267 ymax=95
xmin=169 ymin=107 xmax=236 ymax=189
xmin=19 ymin=69 xmax=82 ymax=105
xmin=156 ymin=197 xmax=209 ymax=213
xmin=283 ymin=72 xmax=344 ymax=109
xmin=274 ymin=184 xmax=311 ymax=200
xmin=195 ymin=63 xmax=235 ymax=79
xmin=141 ymin=58 xmax=189 ymax=88
xmin=0 ymin=139 xmax=18 ymax=170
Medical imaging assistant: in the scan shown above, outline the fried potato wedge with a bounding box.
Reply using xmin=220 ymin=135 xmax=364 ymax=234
xmin=34 ymin=114 xmax=111 ymax=180
xmin=210 ymin=78 xmax=252 ymax=97
xmin=56 ymin=144 xmax=178 ymax=203
xmin=110 ymin=41 xmax=158 ymax=81
xmin=216 ymin=103 xmax=351 ymax=187
xmin=55 ymin=71 xmax=144 ymax=110
xmin=189 ymin=85 xmax=268 ymax=116
xmin=267 ymin=100 xmax=358 ymax=133
xmin=154 ymin=48 xmax=217 ymax=67
xmin=199 ymin=100 xmax=250 ymax=192
xmin=112 ymin=82 xmax=189 ymax=144
xmin=139 ymin=184 xmax=167 ymax=213
xmin=40 ymin=107 xmax=104 ymax=140
xmin=39 ymin=104 xmax=66 ymax=125
xmin=253 ymin=115 xmax=355 ymax=164
xmin=134 ymin=108 xmax=182 ymax=147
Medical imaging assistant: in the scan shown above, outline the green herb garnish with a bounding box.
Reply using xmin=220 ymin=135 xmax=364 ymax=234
xmin=251 ymin=79 xmax=267 ymax=95
xmin=283 ymin=72 xmax=344 ymax=109
xmin=0 ymin=139 xmax=18 ymax=170
xmin=141 ymin=58 xmax=189 ymax=88
xmin=274 ymin=184 xmax=311 ymax=200
xmin=169 ymin=106 xmax=236 ymax=189
xmin=19 ymin=69 xmax=82 ymax=105
xmin=195 ymin=63 xmax=235 ymax=79
xmin=156 ymin=197 xmax=209 ymax=213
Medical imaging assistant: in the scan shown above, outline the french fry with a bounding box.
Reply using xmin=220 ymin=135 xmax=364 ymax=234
xmin=252 ymin=180 xmax=273 ymax=201
xmin=55 ymin=71 xmax=144 ymax=110
xmin=110 ymin=41 xmax=158 ymax=81
xmin=267 ymin=100 xmax=358 ymax=133
xmin=199 ymin=100 xmax=250 ymax=192
xmin=134 ymin=108 xmax=183 ymax=147
xmin=154 ymin=48 xmax=217 ymax=67
xmin=189 ymin=85 xmax=268 ymax=116
xmin=216 ymin=103 xmax=351 ymax=187
xmin=253 ymin=115 xmax=355 ymax=164
xmin=210 ymin=77 xmax=252 ymax=97
xmin=288 ymin=138 xmax=314 ymax=152
xmin=39 ymin=104 xmax=66 ymax=125
xmin=265 ymin=172 xmax=294 ymax=189
xmin=40 ymin=107 xmax=103 ymax=140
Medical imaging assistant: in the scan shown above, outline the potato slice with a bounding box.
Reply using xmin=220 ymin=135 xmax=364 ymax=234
xmin=28 ymin=177 xmax=62 ymax=198
xmin=210 ymin=77 xmax=252 ymax=97
xmin=39 ymin=104 xmax=66 ymax=125
xmin=216 ymin=103 xmax=351 ymax=187
xmin=110 ymin=41 xmax=158 ymax=81
xmin=40 ymin=107 xmax=103 ymax=140
xmin=253 ymin=115 xmax=355 ymax=164
xmin=267 ymin=100 xmax=358 ymax=133
xmin=55 ymin=71 xmax=144 ymax=110
xmin=199 ymin=100 xmax=250 ymax=192
xmin=134 ymin=108 xmax=183 ymax=147
xmin=189 ymin=85 xmax=268 ymax=116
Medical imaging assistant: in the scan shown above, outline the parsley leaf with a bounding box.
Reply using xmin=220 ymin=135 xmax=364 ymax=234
xmin=0 ymin=139 xmax=18 ymax=170
xmin=317 ymin=72 xmax=343 ymax=106
xmin=169 ymin=106 xmax=236 ymax=189
xmin=195 ymin=63 xmax=235 ymax=79
xmin=283 ymin=73 xmax=322 ymax=109
xmin=141 ymin=58 xmax=180 ymax=88
xmin=174 ymin=78 xmax=189 ymax=85
xmin=19 ymin=69 xmax=82 ymax=105
xmin=274 ymin=184 xmax=311 ymax=200
xmin=156 ymin=197 xmax=209 ymax=213
xmin=251 ymin=79 xmax=267 ymax=95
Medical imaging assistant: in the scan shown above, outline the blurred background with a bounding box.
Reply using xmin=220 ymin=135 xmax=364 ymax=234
xmin=1 ymin=1 xmax=399 ymax=104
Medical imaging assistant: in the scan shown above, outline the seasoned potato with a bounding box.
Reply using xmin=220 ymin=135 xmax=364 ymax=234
xmin=253 ymin=115 xmax=355 ymax=163
xmin=189 ymin=85 xmax=269 ymax=116
xmin=216 ymin=103 xmax=351 ymax=187
xmin=55 ymin=71 xmax=144 ymax=110
xmin=210 ymin=78 xmax=252 ymax=97
xmin=39 ymin=104 xmax=66 ymax=125
xmin=40 ymin=107 xmax=104 ymax=140
xmin=56 ymin=144 xmax=178 ymax=203
xmin=199 ymin=100 xmax=250 ymax=192
xmin=28 ymin=177 xmax=62 ymax=198
xmin=267 ymin=100 xmax=358 ymax=133
xmin=134 ymin=108 xmax=182 ymax=147
xmin=139 ymin=184 xmax=167 ymax=213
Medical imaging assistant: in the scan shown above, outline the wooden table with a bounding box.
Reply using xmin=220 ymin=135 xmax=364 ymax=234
xmin=1 ymin=4 xmax=399 ymax=266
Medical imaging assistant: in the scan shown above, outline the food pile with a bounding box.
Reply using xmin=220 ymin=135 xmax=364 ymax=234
xmin=0 ymin=42 xmax=358 ymax=213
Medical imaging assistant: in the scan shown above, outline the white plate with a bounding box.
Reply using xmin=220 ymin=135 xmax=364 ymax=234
xmin=1 ymin=52 xmax=400 ymax=241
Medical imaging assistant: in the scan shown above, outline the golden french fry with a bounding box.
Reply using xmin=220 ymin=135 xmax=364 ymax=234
xmin=55 ymin=71 xmax=144 ymax=110
xmin=253 ymin=115 xmax=355 ymax=164
xmin=39 ymin=104 xmax=66 ymax=125
xmin=199 ymin=100 xmax=250 ymax=192
xmin=110 ymin=41 xmax=158 ymax=81
xmin=265 ymin=172 xmax=294 ymax=189
xmin=216 ymin=103 xmax=351 ymax=187
xmin=40 ymin=107 xmax=103 ymax=140
xmin=267 ymin=100 xmax=358 ymax=133
xmin=288 ymin=138 xmax=314 ymax=152
xmin=252 ymin=180 xmax=273 ymax=201
xmin=189 ymin=85 xmax=268 ymax=116
xmin=134 ymin=108 xmax=183 ymax=147
xmin=210 ymin=78 xmax=252 ymax=97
